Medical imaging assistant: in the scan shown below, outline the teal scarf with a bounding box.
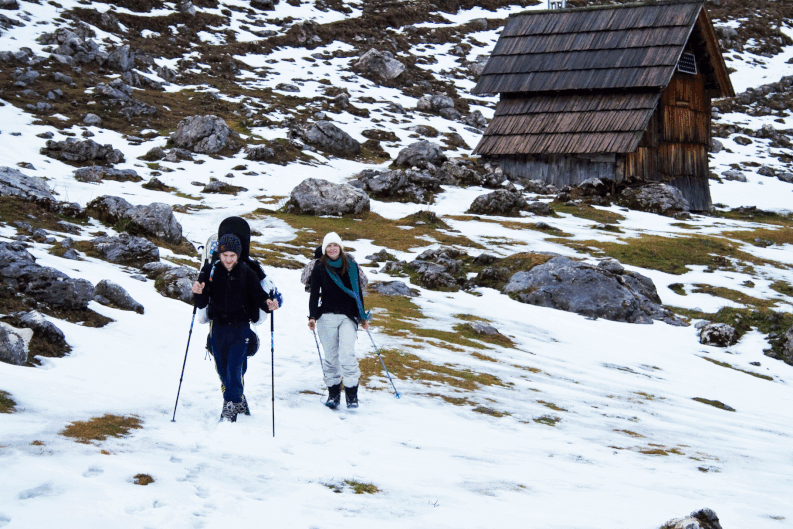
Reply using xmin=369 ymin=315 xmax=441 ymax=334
xmin=325 ymin=259 xmax=370 ymax=322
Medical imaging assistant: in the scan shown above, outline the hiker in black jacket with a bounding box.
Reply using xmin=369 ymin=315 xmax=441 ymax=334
xmin=192 ymin=234 xmax=280 ymax=422
xmin=308 ymin=232 xmax=369 ymax=409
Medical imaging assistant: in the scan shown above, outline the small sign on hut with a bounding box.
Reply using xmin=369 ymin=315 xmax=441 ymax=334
xmin=472 ymin=0 xmax=734 ymax=211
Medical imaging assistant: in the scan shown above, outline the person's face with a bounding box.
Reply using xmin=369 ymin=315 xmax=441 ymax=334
xmin=326 ymin=243 xmax=341 ymax=260
xmin=221 ymin=251 xmax=238 ymax=271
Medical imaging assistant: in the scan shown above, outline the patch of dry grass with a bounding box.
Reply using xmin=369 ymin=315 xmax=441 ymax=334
xmin=0 ymin=391 xmax=16 ymax=413
xmin=549 ymin=234 xmax=775 ymax=275
xmin=60 ymin=414 xmax=142 ymax=444
xmin=134 ymin=474 xmax=155 ymax=486
xmin=359 ymin=348 xmax=503 ymax=391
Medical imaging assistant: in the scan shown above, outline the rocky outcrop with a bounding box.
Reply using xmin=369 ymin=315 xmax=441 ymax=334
xmin=94 ymin=279 xmax=144 ymax=314
xmin=699 ymin=323 xmax=737 ymax=347
xmin=88 ymin=233 xmax=160 ymax=268
xmin=353 ymin=49 xmax=405 ymax=82
xmin=0 ymin=322 xmax=31 ymax=366
xmin=618 ymin=183 xmax=690 ymax=215
xmin=0 ymin=166 xmax=55 ymax=205
xmin=353 ymin=168 xmax=441 ymax=203
xmin=293 ymin=121 xmax=361 ymax=156
xmin=369 ymin=281 xmax=417 ymax=297
xmin=86 ymin=196 xmax=183 ymax=244
xmin=170 ymin=115 xmax=237 ymax=154
xmin=503 ymin=257 xmax=686 ymax=325
xmin=408 ymin=248 xmax=465 ymax=292
xmin=286 ymin=178 xmax=370 ymax=216
xmin=468 ymin=188 xmax=527 ymax=216
xmin=0 ymin=242 xmax=94 ymax=310
xmin=18 ymin=310 xmax=65 ymax=345
xmin=155 ymin=266 xmax=198 ymax=304
xmin=394 ymin=141 xmax=447 ymax=169
xmin=660 ymin=508 xmax=722 ymax=529
xmin=40 ymin=138 xmax=125 ymax=165
xmin=73 ymin=166 xmax=140 ymax=183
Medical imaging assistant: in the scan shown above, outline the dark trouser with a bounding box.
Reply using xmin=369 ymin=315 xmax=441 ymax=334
xmin=210 ymin=321 xmax=250 ymax=404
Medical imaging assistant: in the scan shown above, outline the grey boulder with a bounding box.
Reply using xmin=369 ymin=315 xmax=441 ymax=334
xmin=129 ymin=203 xmax=183 ymax=244
xmin=286 ymin=178 xmax=370 ymax=216
xmin=105 ymin=44 xmax=135 ymax=71
xmin=353 ymin=49 xmax=405 ymax=82
xmin=0 ymin=166 xmax=55 ymax=205
xmin=89 ymin=233 xmax=160 ymax=268
xmin=170 ymin=115 xmax=236 ymax=154
xmin=394 ymin=141 xmax=447 ymax=168
xmin=354 ymin=168 xmax=441 ymax=203
xmin=0 ymin=322 xmax=31 ymax=366
xmin=417 ymin=94 xmax=454 ymax=112
xmin=19 ymin=310 xmax=65 ymax=343
xmin=468 ymin=188 xmax=527 ymax=216
xmin=618 ymin=183 xmax=690 ymax=215
xmin=722 ymin=170 xmax=747 ymax=182
xmin=87 ymin=196 xmax=183 ymax=244
xmin=296 ymin=121 xmax=361 ymax=156
xmin=155 ymin=266 xmax=198 ymax=304
xmin=94 ymin=279 xmax=144 ymax=314
xmin=661 ymin=508 xmax=722 ymax=529
xmin=368 ymin=281 xmax=417 ymax=297
xmin=699 ymin=323 xmax=737 ymax=347
xmin=503 ymin=257 xmax=686 ymax=325
xmin=0 ymin=242 xmax=94 ymax=310
xmin=83 ymin=113 xmax=102 ymax=126
xmin=41 ymin=138 xmax=125 ymax=164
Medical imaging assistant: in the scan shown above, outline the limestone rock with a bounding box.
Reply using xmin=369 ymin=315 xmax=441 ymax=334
xmin=618 ymin=184 xmax=690 ymax=215
xmin=0 ymin=322 xmax=31 ymax=366
xmin=468 ymin=188 xmax=527 ymax=216
xmin=503 ymin=257 xmax=686 ymax=325
xmin=296 ymin=121 xmax=360 ymax=156
xmin=170 ymin=115 xmax=236 ymax=154
xmin=699 ymin=323 xmax=737 ymax=347
xmin=353 ymin=49 xmax=405 ymax=82
xmin=0 ymin=166 xmax=55 ymax=205
xmin=286 ymin=178 xmax=370 ymax=216
xmin=94 ymin=279 xmax=144 ymax=314
xmin=394 ymin=141 xmax=447 ymax=168
xmin=368 ymin=281 xmax=417 ymax=297
xmin=89 ymin=233 xmax=160 ymax=268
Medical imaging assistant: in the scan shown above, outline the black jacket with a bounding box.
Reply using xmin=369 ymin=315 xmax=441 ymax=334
xmin=195 ymin=261 xmax=271 ymax=325
xmin=308 ymin=262 xmax=365 ymax=324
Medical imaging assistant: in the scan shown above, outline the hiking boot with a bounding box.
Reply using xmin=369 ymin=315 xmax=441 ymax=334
xmin=235 ymin=395 xmax=251 ymax=416
xmin=345 ymin=385 xmax=359 ymax=409
xmin=325 ymin=383 xmax=341 ymax=409
xmin=220 ymin=400 xmax=237 ymax=423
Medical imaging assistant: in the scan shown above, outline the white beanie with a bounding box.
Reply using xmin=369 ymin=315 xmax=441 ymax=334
xmin=322 ymin=232 xmax=344 ymax=255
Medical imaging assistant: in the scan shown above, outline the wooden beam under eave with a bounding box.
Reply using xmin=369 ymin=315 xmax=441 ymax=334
xmin=697 ymin=5 xmax=735 ymax=98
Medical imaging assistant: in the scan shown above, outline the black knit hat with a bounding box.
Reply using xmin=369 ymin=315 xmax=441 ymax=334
xmin=218 ymin=234 xmax=242 ymax=257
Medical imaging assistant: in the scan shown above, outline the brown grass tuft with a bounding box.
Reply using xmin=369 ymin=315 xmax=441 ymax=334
xmin=60 ymin=414 xmax=143 ymax=444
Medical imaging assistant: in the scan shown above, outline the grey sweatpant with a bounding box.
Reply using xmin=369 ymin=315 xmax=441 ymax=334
xmin=317 ymin=313 xmax=360 ymax=388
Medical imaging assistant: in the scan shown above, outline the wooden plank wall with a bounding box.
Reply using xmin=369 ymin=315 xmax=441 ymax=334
xmin=497 ymin=154 xmax=622 ymax=187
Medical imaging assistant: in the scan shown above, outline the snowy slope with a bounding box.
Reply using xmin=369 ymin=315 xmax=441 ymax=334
xmin=1 ymin=1 xmax=792 ymax=529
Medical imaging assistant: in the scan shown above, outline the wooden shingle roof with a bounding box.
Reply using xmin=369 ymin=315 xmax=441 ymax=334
xmin=473 ymin=91 xmax=660 ymax=155
xmin=472 ymin=0 xmax=734 ymax=156
xmin=473 ymin=0 xmax=721 ymax=95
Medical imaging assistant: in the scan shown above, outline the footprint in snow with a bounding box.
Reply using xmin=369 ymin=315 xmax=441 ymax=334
xmin=18 ymin=483 xmax=55 ymax=500
xmin=82 ymin=467 xmax=103 ymax=478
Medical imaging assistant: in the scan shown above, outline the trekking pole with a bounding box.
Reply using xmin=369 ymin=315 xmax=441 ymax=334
xmin=365 ymin=328 xmax=400 ymax=398
xmin=172 ymin=304 xmax=197 ymax=422
xmin=271 ymin=311 xmax=275 ymax=437
xmin=311 ymin=328 xmax=325 ymax=374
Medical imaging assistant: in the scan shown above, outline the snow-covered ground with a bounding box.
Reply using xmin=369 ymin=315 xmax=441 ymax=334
xmin=1 ymin=1 xmax=792 ymax=528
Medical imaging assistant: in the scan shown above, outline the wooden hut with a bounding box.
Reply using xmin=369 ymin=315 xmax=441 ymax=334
xmin=471 ymin=0 xmax=734 ymax=211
